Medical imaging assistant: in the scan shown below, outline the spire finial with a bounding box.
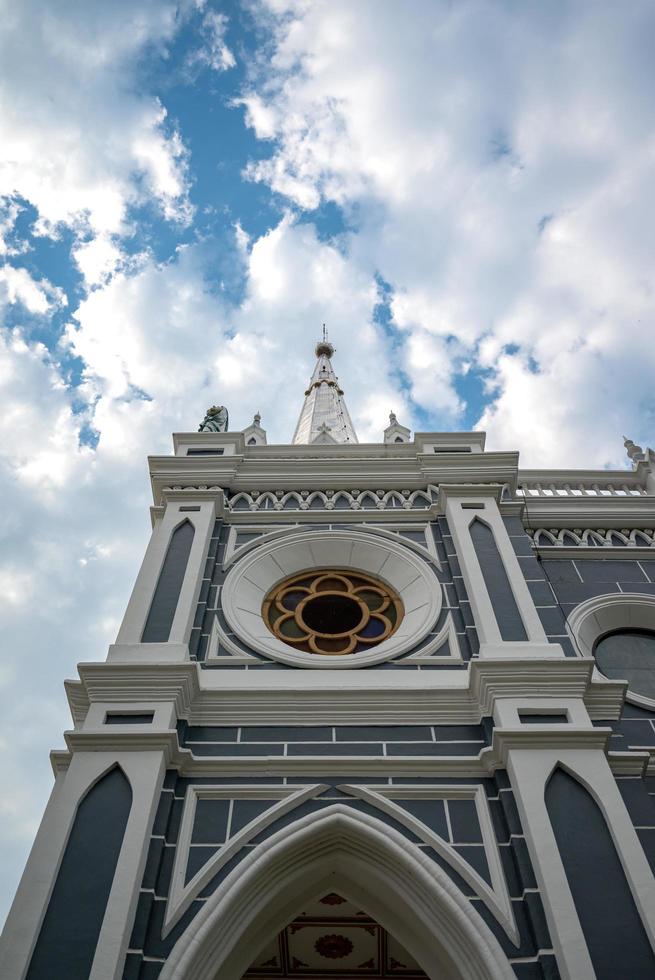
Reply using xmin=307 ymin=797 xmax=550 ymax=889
xmin=315 ymin=323 xmax=335 ymax=359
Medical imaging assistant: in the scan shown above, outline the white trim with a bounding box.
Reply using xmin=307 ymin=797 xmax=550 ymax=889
xmin=567 ymin=592 xmax=655 ymax=710
xmin=164 ymin=784 xmax=327 ymax=934
xmin=205 ymin=616 xmax=260 ymax=663
xmin=157 ymin=805 xmax=516 ymax=980
xmin=403 ymin=612 xmax=463 ymax=663
xmin=224 ymin=524 xmax=298 ymax=567
xmin=223 ymin=521 xmax=441 ymax=569
xmin=339 ymin=784 xmax=518 ymax=944
xmin=534 ymin=546 xmax=655 ymax=560
xmin=220 ymin=528 xmax=443 ymax=668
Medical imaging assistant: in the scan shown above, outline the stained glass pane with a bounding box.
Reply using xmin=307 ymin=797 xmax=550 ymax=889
xmin=281 ymin=590 xmax=307 ymax=611
xmin=357 ymin=589 xmax=384 ymax=610
xmin=359 ymin=616 xmax=386 ymax=638
xmin=279 ymin=617 xmax=306 ymax=639
xmin=595 ymin=630 xmax=655 ymax=699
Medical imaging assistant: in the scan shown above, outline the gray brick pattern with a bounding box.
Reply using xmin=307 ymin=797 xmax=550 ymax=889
xmin=176 ymin=723 xmax=489 ymax=757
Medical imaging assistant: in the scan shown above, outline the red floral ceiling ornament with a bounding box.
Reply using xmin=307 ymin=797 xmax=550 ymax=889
xmin=315 ymin=934 xmax=354 ymax=959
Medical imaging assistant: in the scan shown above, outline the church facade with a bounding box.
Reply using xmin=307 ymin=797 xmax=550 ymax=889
xmin=2 ymin=340 xmax=655 ymax=980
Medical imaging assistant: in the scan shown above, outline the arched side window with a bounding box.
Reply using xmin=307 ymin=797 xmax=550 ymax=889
xmin=567 ymin=594 xmax=655 ymax=710
xmin=469 ymin=518 xmax=527 ymax=641
xmin=26 ymin=767 xmax=132 ymax=980
xmin=546 ymin=767 xmax=655 ymax=979
xmin=594 ymin=629 xmax=655 ymax=701
xmin=142 ymin=519 xmax=195 ymax=642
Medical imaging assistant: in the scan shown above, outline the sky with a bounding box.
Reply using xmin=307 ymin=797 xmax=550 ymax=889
xmin=1 ymin=0 xmax=654 ymax=925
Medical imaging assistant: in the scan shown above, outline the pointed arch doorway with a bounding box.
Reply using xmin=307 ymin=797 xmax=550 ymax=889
xmin=158 ymin=806 xmax=515 ymax=980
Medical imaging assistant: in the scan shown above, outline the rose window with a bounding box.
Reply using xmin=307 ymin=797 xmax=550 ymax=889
xmin=262 ymin=570 xmax=404 ymax=655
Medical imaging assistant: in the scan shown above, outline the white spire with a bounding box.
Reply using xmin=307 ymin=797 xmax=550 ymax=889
xmin=292 ymin=331 xmax=358 ymax=444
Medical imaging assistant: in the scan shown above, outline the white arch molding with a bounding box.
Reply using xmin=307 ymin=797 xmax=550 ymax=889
xmin=157 ymin=805 xmax=516 ymax=980
xmin=567 ymin=592 xmax=655 ymax=710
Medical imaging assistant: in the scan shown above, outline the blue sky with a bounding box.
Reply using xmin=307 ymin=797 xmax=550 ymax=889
xmin=1 ymin=0 xmax=655 ymax=924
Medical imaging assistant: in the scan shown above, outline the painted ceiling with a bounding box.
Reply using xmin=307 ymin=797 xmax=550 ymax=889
xmin=242 ymin=893 xmax=428 ymax=978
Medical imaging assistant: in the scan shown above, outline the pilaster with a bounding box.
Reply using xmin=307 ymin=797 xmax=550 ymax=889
xmin=112 ymin=497 xmax=219 ymax=663
xmin=500 ymin=707 xmax=655 ymax=980
xmin=439 ymin=484 xmax=553 ymax=657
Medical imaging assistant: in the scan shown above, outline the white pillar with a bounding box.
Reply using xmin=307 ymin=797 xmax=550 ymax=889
xmin=439 ymin=484 xmax=553 ymax=658
xmin=111 ymin=496 xmax=220 ymax=663
xmin=0 ymin=748 xmax=167 ymax=980
xmin=497 ymin=707 xmax=655 ymax=980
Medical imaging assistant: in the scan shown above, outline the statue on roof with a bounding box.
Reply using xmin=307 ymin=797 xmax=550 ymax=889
xmin=199 ymin=405 xmax=229 ymax=433
xmin=624 ymin=435 xmax=645 ymax=464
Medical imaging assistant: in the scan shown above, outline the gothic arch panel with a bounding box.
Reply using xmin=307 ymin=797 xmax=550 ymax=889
xmin=545 ymin=766 xmax=655 ymax=979
xmin=142 ymin=519 xmax=195 ymax=642
xmin=468 ymin=517 xmax=527 ymax=641
xmin=26 ymin=766 xmax=132 ymax=980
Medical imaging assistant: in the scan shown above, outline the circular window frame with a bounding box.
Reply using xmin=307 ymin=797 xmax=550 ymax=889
xmin=220 ymin=528 xmax=442 ymax=669
xmin=568 ymin=593 xmax=655 ymax=710
xmin=263 ymin=568 xmax=404 ymax=655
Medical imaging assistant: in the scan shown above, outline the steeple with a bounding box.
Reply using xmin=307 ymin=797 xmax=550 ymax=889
xmin=292 ymin=329 xmax=358 ymax=444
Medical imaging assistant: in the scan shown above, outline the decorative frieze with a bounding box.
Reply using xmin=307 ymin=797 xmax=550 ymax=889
xmin=528 ymin=527 xmax=655 ymax=548
xmin=226 ymin=487 xmax=435 ymax=512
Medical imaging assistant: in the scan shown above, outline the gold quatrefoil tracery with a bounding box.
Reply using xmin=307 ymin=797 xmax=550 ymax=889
xmin=262 ymin=569 xmax=404 ymax=655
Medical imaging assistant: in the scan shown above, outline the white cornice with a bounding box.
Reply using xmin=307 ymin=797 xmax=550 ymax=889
xmin=491 ymin=726 xmax=611 ymax=765
xmin=520 ymin=495 xmax=655 ymax=528
xmin=519 ymin=463 xmax=649 ymax=487
xmin=533 ymin=545 xmax=655 ymax=559
xmin=148 ymin=453 xmax=521 ymax=505
xmin=65 ymin=656 xmax=625 ymax=727
xmin=607 ymin=751 xmax=649 ymax=776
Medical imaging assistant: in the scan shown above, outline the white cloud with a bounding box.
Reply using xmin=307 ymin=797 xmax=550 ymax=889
xmin=65 ymin=216 xmax=409 ymax=445
xmin=0 ymin=265 xmax=65 ymax=314
xmin=244 ymin=0 xmax=655 ymax=465
xmin=0 ymin=0 xmax=192 ymax=243
xmin=72 ymin=236 xmax=126 ymax=287
xmin=187 ymin=10 xmax=236 ymax=73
